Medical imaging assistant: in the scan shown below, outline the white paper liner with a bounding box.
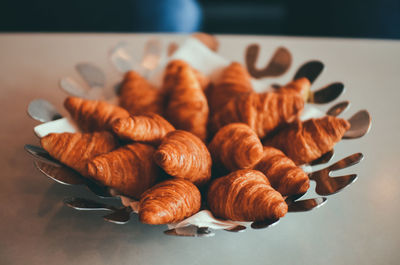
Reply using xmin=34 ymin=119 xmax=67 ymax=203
xmin=34 ymin=36 xmax=327 ymax=231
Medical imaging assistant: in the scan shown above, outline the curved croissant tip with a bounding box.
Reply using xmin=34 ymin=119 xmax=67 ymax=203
xmin=274 ymin=202 xmax=288 ymax=219
xmin=248 ymin=145 xmax=264 ymax=165
xmin=86 ymin=161 xmax=98 ymax=179
xmin=64 ymin=96 xmax=81 ymax=111
xmin=154 ymin=150 xmax=170 ymax=167
xmin=123 ymin=70 xmax=140 ymax=81
xmin=139 ymin=208 xmax=169 ymax=225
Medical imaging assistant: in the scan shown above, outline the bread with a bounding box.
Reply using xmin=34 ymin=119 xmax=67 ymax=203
xmin=40 ymin=131 xmax=118 ymax=175
xmin=264 ymin=116 xmax=350 ymax=165
xmin=208 ymin=123 xmax=263 ymax=172
xmin=119 ymin=71 xmax=163 ymax=115
xmin=112 ymin=113 xmax=175 ymax=145
xmin=64 ymin=97 xmax=130 ymax=132
xmin=254 ymin=146 xmax=310 ymax=195
xmin=87 ymin=143 xmax=159 ymax=199
xmin=154 ymin=130 xmax=212 ymax=186
xmin=207 ymin=169 xmax=287 ymax=221
xmin=139 ymin=179 xmax=201 ymax=225
xmin=210 ymin=91 xmax=304 ymax=138
xmin=207 ymin=62 xmax=253 ymax=113
xmin=163 ymin=60 xmax=209 ymax=141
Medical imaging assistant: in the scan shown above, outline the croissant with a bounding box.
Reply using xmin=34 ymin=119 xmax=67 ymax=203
xmin=87 ymin=143 xmax=159 ymax=199
xmin=207 ymin=62 xmax=253 ymax=113
xmin=207 ymin=169 xmax=287 ymax=221
xmin=254 ymin=147 xmax=310 ymax=196
xmin=263 ymin=116 xmax=350 ymax=165
xmin=64 ymin=97 xmax=130 ymax=132
xmin=40 ymin=131 xmax=118 ymax=175
xmin=119 ymin=71 xmax=163 ymax=115
xmin=278 ymin=77 xmax=311 ymax=102
xmin=162 ymin=60 xmax=210 ymax=92
xmin=154 ymin=130 xmax=212 ymax=186
xmin=210 ymin=91 xmax=304 ymax=138
xmin=163 ymin=60 xmax=209 ymax=141
xmin=208 ymin=123 xmax=263 ymax=172
xmin=139 ymin=179 xmax=201 ymax=225
xmin=112 ymin=113 xmax=175 ymax=145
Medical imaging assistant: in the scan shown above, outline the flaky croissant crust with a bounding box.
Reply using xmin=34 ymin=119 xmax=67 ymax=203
xmin=87 ymin=143 xmax=159 ymax=199
xmin=112 ymin=113 xmax=175 ymax=145
xmin=210 ymin=90 xmax=304 ymax=138
xmin=254 ymin=146 xmax=310 ymax=196
xmin=40 ymin=131 xmax=118 ymax=176
xmin=208 ymin=123 xmax=263 ymax=172
xmin=119 ymin=71 xmax=163 ymax=115
xmin=264 ymin=116 xmax=350 ymax=165
xmin=154 ymin=130 xmax=212 ymax=186
xmin=207 ymin=169 xmax=287 ymax=221
xmin=139 ymin=179 xmax=201 ymax=225
xmin=64 ymin=97 xmax=130 ymax=132
xmin=164 ymin=61 xmax=209 ymax=141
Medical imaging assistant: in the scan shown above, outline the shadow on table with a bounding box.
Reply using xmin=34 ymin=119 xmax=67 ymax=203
xmin=38 ymin=183 xmax=175 ymax=262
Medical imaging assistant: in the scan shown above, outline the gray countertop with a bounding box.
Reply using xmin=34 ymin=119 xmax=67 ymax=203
xmin=1 ymin=33 xmax=399 ymax=265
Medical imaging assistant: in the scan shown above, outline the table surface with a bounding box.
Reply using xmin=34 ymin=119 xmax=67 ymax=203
xmin=1 ymin=33 xmax=399 ymax=265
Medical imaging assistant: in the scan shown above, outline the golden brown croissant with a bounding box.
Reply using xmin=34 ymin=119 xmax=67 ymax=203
xmin=278 ymin=77 xmax=311 ymax=102
xmin=163 ymin=60 xmax=209 ymax=141
xmin=87 ymin=143 xmax=159 ymax=199
xmin=210 ymin=91 xmax=304 ymax=138
xmin=263 ymin=116 xmax=350 ymax=165
xmin=208 ymin=123 xmax=263 ymax=172
xmin=154 ymin=130 xmax=212 ymax=186
xmin=139 ymin=179 xmax=201 ymax=225
xmin=162 ymin=59 xmax=210 ymax=92
xmin=119 ymin=70 xmax=163 ymax=115
xmin=207 ymin=169 xmax=287 ymax=221
xmin=64 ymin=97 xmax=130 ymax=132
xmin=40 ymin=131 xmax=118 ymax=176
xmin=207 ymin=62 xmax=253 ymax=113
xmin=254 ymin=146 xmax=310 ymax=196
xmin=112 ymin=113 xmax=175 ymax=145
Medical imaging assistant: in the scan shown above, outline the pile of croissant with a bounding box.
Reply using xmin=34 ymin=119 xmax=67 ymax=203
xmin=41 ymin=59 xmax=350 ymax=225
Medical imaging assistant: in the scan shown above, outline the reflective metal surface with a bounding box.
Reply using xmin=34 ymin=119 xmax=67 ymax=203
xmin=293 ymin=60 xmax=324 ymax=84
xmin=75 ymin=63 xmax=106 ymax=89
xmin=309 ymin=153 xmax=363 ymax=196
xmin=27 ymin=99 xmax=62 ymax=122
xmin=344 ymin=110 xmax=372 ymax=139
xmin=326 ymin=101 xmax=350 ymax=117
xmin=245 ymin=45 xmax=292 ymax=78
xmin=310 ymin=82 xmax=345 ymax=104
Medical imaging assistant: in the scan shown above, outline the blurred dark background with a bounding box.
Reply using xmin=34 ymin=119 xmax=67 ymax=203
xmin=1 ymin=0 xmax=399 ymax=39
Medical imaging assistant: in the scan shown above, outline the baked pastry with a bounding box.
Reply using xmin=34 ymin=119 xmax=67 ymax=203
xmin=40 ymin=131 xmax=118 ymax=175
xmin=207 ymin=62 xmax=253 ymax=113
xmin=87 ymin=143 xmax=159 ymax=199
xmin=139 ymin=179 xmax=201 ymax=225
xmin=207 ymin=169 xmax=287 ymax=221
xmin=278 ymin=77 xmax=311 ymax=102
xmin=119 ymin=71 xmax=163 ymax=115
xmin=210 ymin=91 xmax=304 ymax=138
xmin=263 ymin=116 xmax=350 ymax=165
xmin=254 ymin=146 xmax=310 ymax=195
xmin=64 ymin=97 xmax=130 ymax=132
xmin=163 ymin=60 xmax=209 ymax=141
xmin=112 ymin=113 xmax=175 ymax=145
xmin=154 ymin=130 xmax=212 ymax=186
xmin=162 ymin=59 xmax=210 ymax=92
xmin=208 ymin=123 xmax=263 ymax=172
